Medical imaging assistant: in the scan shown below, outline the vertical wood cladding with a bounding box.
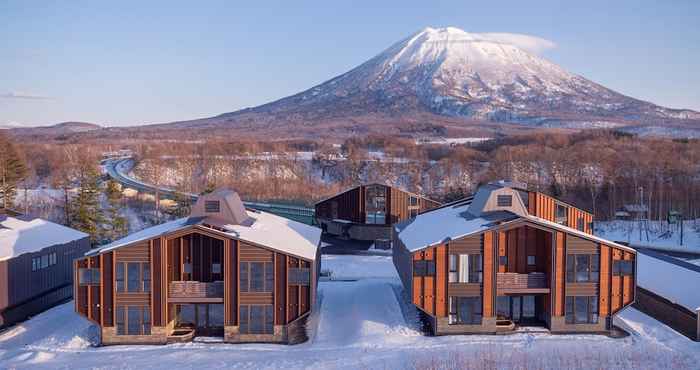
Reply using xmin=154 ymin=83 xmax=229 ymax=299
xmin=88 ymin=256 xmax=101 ymax=323
xmin=528 ymin=191 xmax=593 ymax=234
xmin=224 ymin=238 xmax=237 ymax=326
xmin=411 ymin=246 xmax=446 ymax=316
xmin=554 ymin=231 xmax=566 ymax=316
xmin=599 ymin=244 xmax=611 ymax=316
xmin=483 ymin=232 xmax=495 ymax=317
xmin=151 ymin=238 xmax=163 ymax=327
xmin=102 ymin=252 xmax=114 ymax=327
xmin=275 ymin=254 xmax=287 ymax=325
xmin=75 ymin=259 xmax=88 ymax=317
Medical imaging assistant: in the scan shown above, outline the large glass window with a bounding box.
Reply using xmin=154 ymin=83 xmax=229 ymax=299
xmin=566 ymin=254 xmax=599 ymax=283
xmin=365 ymin=185 xmax=386 ymax=225
xmin=78 ymin=268 xmax=100 ymax=286
xmin=613 ymin=260 xmax=634 ymax=276
xmin=116 ymin=263 xmax=125 ymax=292
xmin=413 ymin=260 xmax=435 ymax=277
xmin=565 ymin=296 xmax=598 ymax=324
xmin=239 ymin=305 xmax=274 ymax=334
xmin=116 ymin=306 xmax=151 ymax=335
xmin=448 ymin=297 xmax=482 ymax=325
xmin=116 ymin=262 xmax=149 ymax=293
xmin=240 ymin=262 xmax=273 ymax=292
xmin=448 ymin=254 xmax=482 ymax=283
xmin=289 ymin=267 xmax=311 ymax=286
xmin=127 ymin=263 xmax=140 ymax=292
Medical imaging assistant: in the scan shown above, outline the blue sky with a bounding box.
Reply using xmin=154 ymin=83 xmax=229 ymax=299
xmin=1 ymin=0 xmax=698 ymax=127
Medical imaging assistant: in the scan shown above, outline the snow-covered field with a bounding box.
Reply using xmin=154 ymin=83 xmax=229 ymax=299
xmin=595 ymin=220 xmax=700 ymax=254
xmin=1 ymin=255 xmax=699 ymax=369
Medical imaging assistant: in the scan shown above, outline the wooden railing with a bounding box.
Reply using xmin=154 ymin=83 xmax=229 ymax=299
xmin=497 ymin=273 xmax=548 ymax=292
xmin=169 ymin=281 xmax=224 ymax=299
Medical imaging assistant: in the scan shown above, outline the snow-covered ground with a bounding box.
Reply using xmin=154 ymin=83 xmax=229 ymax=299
xmin=1 ymin=255 xmax=699 ymax=369
xmin=595 ymin=220 xmax=700 ymax=254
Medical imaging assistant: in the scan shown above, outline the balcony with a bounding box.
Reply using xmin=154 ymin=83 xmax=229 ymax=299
xmin=169 ymin=281 xmax=224 ymax=303
xmin=497 ymin=272 xmax=549 ymax=294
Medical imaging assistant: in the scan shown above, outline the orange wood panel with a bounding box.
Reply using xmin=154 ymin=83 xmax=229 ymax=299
xmin=435 ymin=245 xmax=447 ymax=317
xmin=498 ymin=231 xmax=507 ymax=273
xmin=423 ymin=275 xmax=435 ymax=315
xmin=413 ymin=275 xmax=423 ymax=307
xmin=517 ymin=227 xmax=527 ymax=273
xmin=599 ymin=244 xmax=611 ymax=316
xmin=483 ymin=232 xmax=494 ymax=317
xmin=507 ymin=230 xmax=517 ymax=272
xmin=622 ymin=252 xmax=634 ymax=306
xmin=554 ymin=232 xmax=565 ymax=316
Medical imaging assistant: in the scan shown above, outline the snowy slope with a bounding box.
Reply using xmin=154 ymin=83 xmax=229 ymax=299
xmin=1 ymin=255 xmax=699 ymax=369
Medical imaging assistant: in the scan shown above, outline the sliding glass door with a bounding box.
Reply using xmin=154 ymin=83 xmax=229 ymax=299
xmin=175 ymin=304 xmax=224 ymax=336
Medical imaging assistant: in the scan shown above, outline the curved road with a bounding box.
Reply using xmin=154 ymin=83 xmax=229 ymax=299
xmin=103 ymin=158 xmax=316 ymax=224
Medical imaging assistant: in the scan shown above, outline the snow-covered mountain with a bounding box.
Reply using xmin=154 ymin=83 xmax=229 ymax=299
xmin=148 ymin=27 xmax=700 ymax=137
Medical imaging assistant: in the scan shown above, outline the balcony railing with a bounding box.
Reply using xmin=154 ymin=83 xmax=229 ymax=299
xmin=497 ymin=272 xmax=548 ymax=293
xmin=169 ymin=281 xmax=224 ymax=299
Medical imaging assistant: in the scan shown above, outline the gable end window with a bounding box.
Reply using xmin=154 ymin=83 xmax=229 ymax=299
xmin=496 ymin=195 xmax=512 ymax=207
xmin=239 ymin=261 xmax=274 ymax=292
xmin=205 ymin=200 xmax=221 ymax=213
xmin=566 ymin=254 xmax=599 ymax=283
xmin=115 ymin=262 xmax=150 ymax=293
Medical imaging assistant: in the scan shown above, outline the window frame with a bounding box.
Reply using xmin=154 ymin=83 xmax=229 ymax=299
xmin=204 ymin=200 xmax=221 ymax=213
xmin=566 ymin=253 xmax=600 ymax=283
xmin=288 ymin=267 xmax=311 ymax=286
xmin=116 ymin=305 xmax=151 ymax=336
xmin=565 ymin=296 xmax=598 ymax=324
xmin=448 ymin=296 xmax=483 ymax=325
xmin=496 ymin=195 xmax=512 ymax=207
xmin=239 ymin=261 xmax=274 ymax=293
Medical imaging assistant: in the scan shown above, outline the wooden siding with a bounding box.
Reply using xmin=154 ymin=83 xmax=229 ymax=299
xmin=411 ymin=245 xmax=446 ymax=317
xmin=151 ymin=238 xmax=163 ymax=327
xmin=224 ymin=239 xmax=237 ymax=326
xmin=435 ymin=245 xmax=447 ymax=317
xmin=528 ymin=191 xmax=593 ymax=234
xmin=275 ymin=253 xmax=287 ymax=325
xmin=102 ymin=252 xmax=114 ymax=327
xmin=554 ymin=231 xmax=566 ymax=316
xmin=599 ymin=244 xmax=611 ymax=316
xmin=567 ymin=235 xmax=597 ymax=253
xmin=483 ymin=232 xmax=495 ymax=318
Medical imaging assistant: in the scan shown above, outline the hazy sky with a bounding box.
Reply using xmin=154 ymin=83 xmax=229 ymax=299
xmin=1 ymin=0 xmax=698 ymax=127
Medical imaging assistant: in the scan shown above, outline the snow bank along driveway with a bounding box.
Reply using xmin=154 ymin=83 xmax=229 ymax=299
xmin=1 ymin=255 xmax=699 ymax=369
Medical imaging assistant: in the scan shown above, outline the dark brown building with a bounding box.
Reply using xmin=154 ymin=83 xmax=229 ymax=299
xmin=315 ymin=183 xmax=440 ymax=241
xmin=0 ymin=214 xmax=90 ymax=328
xmin=74 ymin=189 xmax=321 ymax=345
xmin=393 ymin=182 xmax=636 ymax=335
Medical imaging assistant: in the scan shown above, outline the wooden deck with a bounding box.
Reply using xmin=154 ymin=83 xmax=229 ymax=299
xmin=496 ymin=272 xmax=550 ymax=294
xmin=168 ymin=281 xmax=224 ymax=303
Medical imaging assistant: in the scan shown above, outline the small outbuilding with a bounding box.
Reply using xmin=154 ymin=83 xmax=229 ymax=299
xmin=314 ymin=183 xmax=441 ymax=242
xmin=0 ymin=213 xmax=90 ymax=327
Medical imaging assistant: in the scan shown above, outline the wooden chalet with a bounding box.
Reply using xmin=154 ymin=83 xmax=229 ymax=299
xmin=393 ymin=182 xmax=636 ymax=335
xmin=0 ymin=214 xmax=90 ymax=328
xmin=74 ymin=189 xmax=321 ymax=345
xmin=314 ymin=183 xmax=441 ymax=242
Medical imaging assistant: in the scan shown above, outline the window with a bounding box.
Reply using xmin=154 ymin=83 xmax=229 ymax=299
xmin=116 ymin=307 xmax=125 ymax=335
xmin=240 ymin=262 xmax=273 ymax=292
xmin=448 ymin=254 xmax=482 ymax=283
xmin=613 ymin=260 xmax=634 ymax=276
xmin=116 ymin=262 xmax=149 ymax=293
xmin=496 ymin=195 xmax=512 ymax=207
xmin=289 ymin=267 xmax=311 ymax=286
xmin=239 ymin=305 xmax=274 ymax=334
xmin=205 ymin=200 xmax=220 ymax=213
xmin=565 ymin=296 xmax=598 ymax=324
xmin=566 ymin=254 xmax=599 ymax=283
xmin=556 ymin=203 xmax=568 ymax=225
xmin=78 ymin=268 xmax=100 ymax=286
xmin=32 ymin=257 xmax=38 ymax=271
xmin=499 ymin=256 xmax=508 ymax=266
xmin=448 ymin=297 xmax=482 ymax=325
xmin=49 ymin=252 xmax=57 ymax=266
xmin=41 ymin=254 xmax=49 ymax=269
xmin=212 ymin=263 xmax=222 ymax=274
xmin=127 ymin=263 xmax=140 ymax=292
xmin=365 ymin=185 xmax=386 ymax=225
xmin=413 ymin=260 xmax=435 ymax=277
xmin=409 ymin=196 xmax=418 ymax=207
xmin=116 ymin=263 xmax=125 ymax=292
xmin=577 ymin=217 xmax=585 ymax=232
xmin=116 ymin=306 xmax=151 ymax=335
xmin=527 ymin=255 xmax=536 ymax=265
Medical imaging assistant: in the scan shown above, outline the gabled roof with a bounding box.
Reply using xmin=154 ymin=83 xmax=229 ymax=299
xmin=0 ymin=216 xmax=89 ymax=261
xmin=87 ymin=210 xmax=321 ymax=261
xmin=396 ymin=184 xmax=635 ymax=253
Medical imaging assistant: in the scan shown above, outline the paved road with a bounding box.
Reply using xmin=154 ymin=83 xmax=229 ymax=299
xmin=103 ymin=158 xmax=316 ymax=224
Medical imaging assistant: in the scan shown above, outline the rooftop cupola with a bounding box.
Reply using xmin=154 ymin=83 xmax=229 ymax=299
xmin=190 ymin=188 xmax=253 ymax=226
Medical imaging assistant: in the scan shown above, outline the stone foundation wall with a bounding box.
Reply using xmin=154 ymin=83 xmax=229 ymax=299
xmin=435 ymin=317 xmax=498 ymax=335
xmin=101 ymin=326 xmax=168 ymax=345
xmin=549 ymin=316 xmax=607 ymax=333
xmin=224 ymin=325 xmax=287 ymax=343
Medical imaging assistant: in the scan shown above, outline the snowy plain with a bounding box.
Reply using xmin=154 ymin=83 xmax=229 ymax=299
xmin=1 ymin=254 xmax=699 ymax=369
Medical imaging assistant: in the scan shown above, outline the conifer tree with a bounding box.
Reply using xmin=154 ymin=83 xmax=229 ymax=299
xmin=0 ymin=133 xmax=27 ymax=209
xmin=70 ymin=162 xmax=105 ymax=244
xmin=105 ymin=180 xmax=128 ymax=241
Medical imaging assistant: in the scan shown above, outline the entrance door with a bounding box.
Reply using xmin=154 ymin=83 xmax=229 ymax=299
xmin=496 ymin=295 xmax=542 ymax=325
xmin=176 ymin=304 xmax=224 ymax=337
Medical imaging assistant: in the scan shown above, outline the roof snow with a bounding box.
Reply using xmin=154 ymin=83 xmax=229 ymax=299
xmin=0 ymin=217 xmax=89 ymax=261
xmin=637 ymin=251 xmax=700 ymax=312
xmin=88 ymin=210 xmax=321 ymax=261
